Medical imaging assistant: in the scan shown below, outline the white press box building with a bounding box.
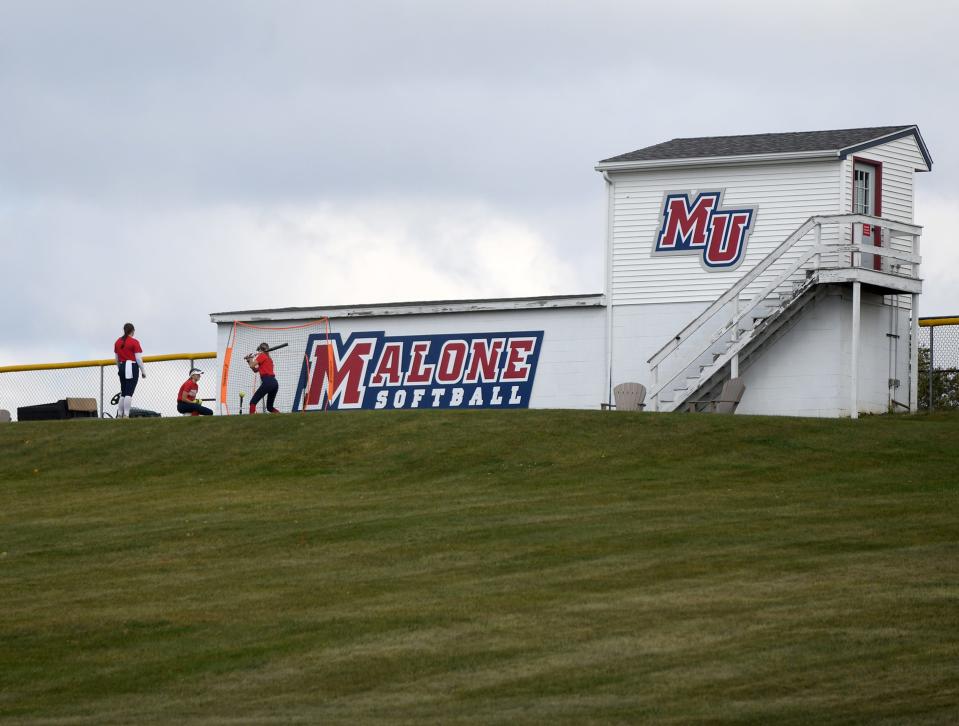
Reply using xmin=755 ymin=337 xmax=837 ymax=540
xmin=212 ymin=125 xmax=933 ymax=417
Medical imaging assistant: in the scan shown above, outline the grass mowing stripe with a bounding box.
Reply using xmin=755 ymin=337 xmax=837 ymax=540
xmin=1 ymin=410 xmax=957 ymax=723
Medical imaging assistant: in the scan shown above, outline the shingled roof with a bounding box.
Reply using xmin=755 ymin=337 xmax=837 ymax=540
xmin=599 ymin=125 xmax=932 ymax=169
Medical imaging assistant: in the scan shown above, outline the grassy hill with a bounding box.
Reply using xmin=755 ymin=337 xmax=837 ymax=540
xmin=1 ymin=410 xmax=958 ymax=724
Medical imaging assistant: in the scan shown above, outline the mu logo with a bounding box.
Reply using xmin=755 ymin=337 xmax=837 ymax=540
xmin=653 ymin=190 xmax=757 ymax=270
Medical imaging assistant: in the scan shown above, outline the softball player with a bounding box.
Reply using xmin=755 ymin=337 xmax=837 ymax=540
xmin=177 ymin=368 xmax=213 ymax=416
xmin=246 ymin=343 xmax=280 ymax=414
xmin=114 ymin=322 xmax=146 ymax=418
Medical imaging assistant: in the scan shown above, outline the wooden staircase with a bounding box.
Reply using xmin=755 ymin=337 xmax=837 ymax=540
xmin=647 ymin=214 xmax=923 ymax=413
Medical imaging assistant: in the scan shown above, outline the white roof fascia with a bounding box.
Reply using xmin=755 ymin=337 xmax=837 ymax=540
xmin=210 ymin=294 xmax=606 ymax=324
xmin=838 ymin=125 xmax=931 ymax=172
xmin=594 ymin=149 xmax=839 ymax=173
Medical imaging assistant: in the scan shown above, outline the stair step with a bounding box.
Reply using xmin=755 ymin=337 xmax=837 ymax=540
xmin=655 ymin=273 xmax=820 ymax=412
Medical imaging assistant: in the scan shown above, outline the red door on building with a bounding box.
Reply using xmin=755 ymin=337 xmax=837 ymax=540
xmin=853 ymin=158 xmax=882 ymax=270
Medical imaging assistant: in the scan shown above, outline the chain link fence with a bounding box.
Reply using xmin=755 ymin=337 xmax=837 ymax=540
xmin=4 ymin=325 xmax=957 ymax=418
xmin=0 ymin=354 xmax=219 ymax=421
xmin=918 ymin=317 xmax=959 ymax=412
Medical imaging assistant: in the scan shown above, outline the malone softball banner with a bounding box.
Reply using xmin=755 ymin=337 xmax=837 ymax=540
xmin=293 ymin=331 xmax=545 ymax=411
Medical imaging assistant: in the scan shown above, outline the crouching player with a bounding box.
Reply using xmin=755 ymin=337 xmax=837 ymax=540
xmin=177 ymin=368 xmax=213 ymax=416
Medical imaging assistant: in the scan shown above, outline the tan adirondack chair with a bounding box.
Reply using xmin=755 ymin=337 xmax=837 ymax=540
xmin=685 ymin=378 xmax=746 ymax=414
xmin=612 ymin=382 xmax=646 ymax=411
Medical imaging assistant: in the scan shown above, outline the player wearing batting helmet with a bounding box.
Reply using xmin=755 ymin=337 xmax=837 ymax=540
xmin=245 ymin=343 xmax=280 ymax=414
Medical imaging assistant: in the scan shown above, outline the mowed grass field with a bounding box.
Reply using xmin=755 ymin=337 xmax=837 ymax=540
xmin=1 ymin=410 xmax=958 ymax=725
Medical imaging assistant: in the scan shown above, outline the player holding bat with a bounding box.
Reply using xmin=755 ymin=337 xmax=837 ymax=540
xmin=245 ymin=342 xmax=281 ymax=414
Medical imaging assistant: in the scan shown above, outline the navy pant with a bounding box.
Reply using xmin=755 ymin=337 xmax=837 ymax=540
xmin=118 ymin=362 xmax=139 ymax=396
xmin=177 ymin=401 xmax=213 ymax=416
xmin=250 ymin=375 xmax=279 ymax=410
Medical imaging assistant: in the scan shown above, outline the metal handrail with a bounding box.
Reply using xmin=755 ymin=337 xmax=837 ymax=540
xmin=648 ymin=246 xmax=822 ymax=404
xmin=647 ymin=213 xmax=921 ymax=368
xmin=647 ymin=218 xmax=816 ymax=368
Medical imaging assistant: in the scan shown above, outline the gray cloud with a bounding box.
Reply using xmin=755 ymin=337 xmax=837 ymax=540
xmin=1 ymin=0 xmax=958 ymax=363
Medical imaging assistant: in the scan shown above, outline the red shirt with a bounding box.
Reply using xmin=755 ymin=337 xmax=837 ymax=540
xmin=114 ymin=336 xmax=142 ymax=362
xmin=178 ymin=379 xmax=198 ymax=403
xmin=256 ymin=352 xmax=275 ymax=377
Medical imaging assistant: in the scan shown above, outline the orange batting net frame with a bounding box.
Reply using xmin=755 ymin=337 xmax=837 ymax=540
xmin=219 ymin=319 xmax=335 ymax=414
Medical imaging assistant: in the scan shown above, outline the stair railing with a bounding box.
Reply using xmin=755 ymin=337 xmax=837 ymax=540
xmin=647 ymin=213 xmax=922 ymax=411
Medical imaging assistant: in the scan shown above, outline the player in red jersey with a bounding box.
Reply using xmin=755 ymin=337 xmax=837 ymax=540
xmin=114 ymin=322 xmax=146 ymax=418
xmin=177 ymin=368 xmax=213 ymax=416
xmin=245 ymin=343 xmax=280 ymax=414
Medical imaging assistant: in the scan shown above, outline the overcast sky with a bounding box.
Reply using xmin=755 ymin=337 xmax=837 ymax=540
xmin=3 ymin=0 xmax=958 ymax=364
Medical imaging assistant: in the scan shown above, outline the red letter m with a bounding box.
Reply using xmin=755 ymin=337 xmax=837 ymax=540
xmin=655 ymin=192 xmax=720 ymax=251
xmin=305 ymin=337 xmax=376 ymax=409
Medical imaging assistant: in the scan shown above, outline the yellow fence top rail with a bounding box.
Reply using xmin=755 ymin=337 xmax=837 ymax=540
xmin=0 ymin=352 xmax=216 ymax=374
xmin=918 ymin=317 xmax=959 ymax=328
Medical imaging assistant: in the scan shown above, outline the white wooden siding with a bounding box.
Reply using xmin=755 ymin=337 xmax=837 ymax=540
xmin=215 ymin=306 xmax=607 ymax=410
xmin=848 ymin=135 xmax=927 ymax=221
xmin=609 ymin=160 xmax=842 ymax=305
